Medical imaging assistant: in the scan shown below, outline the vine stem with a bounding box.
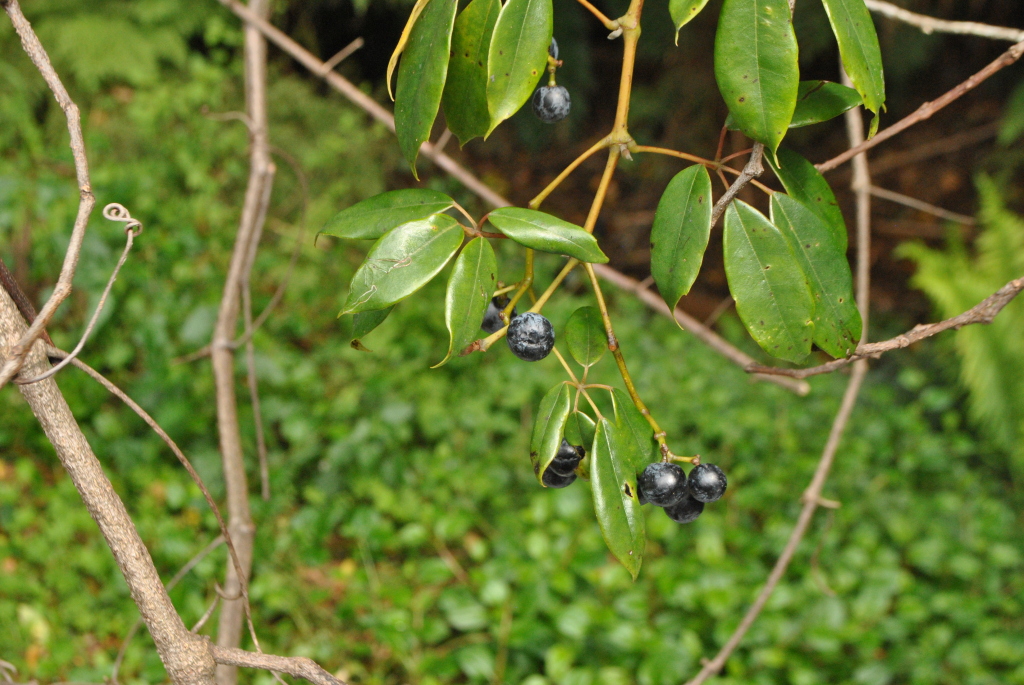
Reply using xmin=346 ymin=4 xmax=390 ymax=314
xmin=575 ymin=0 xmax=618 ymax=30
xmin=529 ymin=135 xmax=612 ymax=209
xmin=632 ymin=145 xmax=774 ymax=194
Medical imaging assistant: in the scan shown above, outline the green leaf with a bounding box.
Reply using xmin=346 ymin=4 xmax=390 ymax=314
xmin=669 ymin=0 xmax=712 ymax=44
xmin=790 ymin=80 xmax=863 ymax=128
xmin=530 ymin=383 xmax=572 ymax=484
xmin=341 ymin=214 xmax=464 ymax=315
xmin=767 ymin=148 xmax=847 ymax=251
xmin=486 ymin=208 xmax=608 ymax=263
xmin=820 ymin=0 xmax=885 ymax=121
xmin=320 ymin=189 xmax=455 ymax=240
xmin=650 ymin=165 xmax=713 ymax=312
xmin=770 ymin=194 xmax=862 ymax=358
xmin=591 ymin=419 xmax=645 ymax=579
xmin=485 ymin=0 xmax=552 ymax=136
xmin=723 ymin=201 xmax=814 ymax=363
xmin=610 ymin=389 xmax=658 ymax=473
xmin=435 ymin=237 xmax=497 ymax=367
xmin=395 ymin=0 xmax=459 ymax=176
xmin=442 ymin=0 xmax=501 ymax=145
xmin=714 ymin=0 xmax=799 ymax=158
xmin=564 ymin=306 xmax=607 ymax=367
xmin=349 ymin=306 xmax=395 ymax=352
xmin=563 ymin=411 xmax=596 ymax=452
xmin=386 ymin=0 xmax=433 ymax=99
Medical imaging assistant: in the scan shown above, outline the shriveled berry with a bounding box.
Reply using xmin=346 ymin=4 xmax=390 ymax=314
xmin=542 ymin=467 xmax=576 ymax=489
xmin=481 ymin=296 xmax=517 ymax=334
xmin=548 ymin=37 xmax=559 ymax=60
xmin=507 ymin=312 xmax=555 ymax=362
xmin=637 ymin=462 xmax=687 ymax=507
xmin=532 ymin=85 xmax=571 ymax=124
xmin=664 ymin=492 xmax=704 ymax=524
xmin=549 ymin=439 xmax=584 ymax=476
xmin=688 ymin=463 xmax=727 ymax=503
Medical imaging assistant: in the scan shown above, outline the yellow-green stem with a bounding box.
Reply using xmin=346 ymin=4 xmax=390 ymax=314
xmin=529 ymin=135 xmax=611 ymax=209
xmin=529 ymin=259 xmax=578 ymax=313
xmin=584 ymin=149 xmax=620 ymax=234
xmin=575 ymin=0 xmax=618 ymax=30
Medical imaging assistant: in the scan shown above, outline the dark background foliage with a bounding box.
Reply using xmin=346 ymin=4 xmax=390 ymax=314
xmin=1 ymin=1 xmax=1023 ymax=684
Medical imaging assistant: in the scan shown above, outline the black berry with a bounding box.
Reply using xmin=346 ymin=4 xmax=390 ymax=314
xmin=549 ymin=439 xmax=584 ymax=476
xmin=664 ymin=492 xmax=704 ymax=524
xmin=532 ymin=85 xmax=571 ymax=124
xmin=481 ymin=296 xmax=517 ymax=334
xmin=637 ymin=462 xmax=687 ymax=507
xmin=542 ymin=467 xmax=576 ymax=489
xmin=688 ymin=463 xmax=727 ymax=503
xmin=548 ymin=37 xmax=559 ymax=60
xmin=507 ymin=312 xmax=555 ymax=362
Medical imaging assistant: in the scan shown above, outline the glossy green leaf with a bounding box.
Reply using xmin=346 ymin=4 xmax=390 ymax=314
xmin=441 ymin=0 xmax=500 ymax=145
xmin=771 ymin=194 xmax=862 ymax=358
xmin=563 ymin=411 xmax=596 ymax=452
xmin=669 ymin=0 xmax=711 ymax=43
xmin=610 ymin=388 xmax=657 ymax=473
xmin=530 ymin=383 xmax=572 ymax=484
xmin=821 ymin=0 xmax=885 ymax=127
xmin=320 ymin=189 xmax=455 ymax=240
xmin=341 ymin=214 xmax=464 ymax=315
xmin=485 ymin=0 xmax=552 ymax=136
xmin=591 ymin=419 xmax=645 ymax=579
xmin=487 ymin=208 xmax=608 ymax=263
xmin=791 ymin=80 xmax=863 ymax=128
xmin=650 ymin=165 xmax=713 ymax=313
xmin=723 ymin=201 xmax=814 ymax=363
xmin=767 ymin=148 xmax=847 ymax=251
xmin=714 ymin=0 xmax=799 ymax=158
xmin=395 ymin=0 xmax=458 ymax=176
xmin=435 ymin=237 xmax=497 ymax=367
xmin=349 ymin=306 xmax=395 ymax=352
xmin=564 ymin=306 xmax=606 ymax=367
xmin=386 ymin=0 xmax=432 ymax=100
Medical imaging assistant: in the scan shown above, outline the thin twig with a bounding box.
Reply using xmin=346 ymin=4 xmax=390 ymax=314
xmin=865 ymin=0 xmax=1024 ymax=42
xmin=747 ymin=276 xmax=1024 ymax=378
xmin=0 ymin=0 xmax=96 ymax=389
xmin=869 ymin=185 xmax=976 ymax=225
xmin=0 ymin=257 xmax=52 ymax=346
xmin=710 ymin=143 xmax=765 ymax=228
xmin=818 ymin=39 xmax=1024 ymax=173
xmin=866 ymin=122 xmax=999 ymax=177
xmin=17 ymin=205 xmax=142 ymax=385
xmin=209 ymin=646 xmax=346 ymax=685
xmin=192 ymin=593 xmax=223 ymax=633
xmin=319 ymin=37 xmax=363 ymax=76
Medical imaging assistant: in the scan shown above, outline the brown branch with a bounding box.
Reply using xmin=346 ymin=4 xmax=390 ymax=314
xmin=0 ymin=0 xmax=96 ymax=389
xmin=864 ymin=0 xmax=1024 ymax=42
xmin=710 ymin=143 xmax=765 ymax=228
xmin=0 ymin=288 xmax=216 ymax=684
xmin=869 ymin=185 xmax=976 ymax=225
xmin=817 ymin=39 xmax=1024 ymax=173
xmin=216 ymin=2 xmax=808 ymax=397
xmin=209 ymin=646 xmax=346 ymax=685
xmin=0 ymin=257 xmax=52 ymax=346
xmin=747 ymin=276 xmax=1024 ymax=379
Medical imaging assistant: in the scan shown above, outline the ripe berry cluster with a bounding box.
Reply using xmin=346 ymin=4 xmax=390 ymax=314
xmin=481 ymin=297 xmax=555 ymax=362
xmin=541 ymin=439 xmax=585 ymax=488
xmin=637 ymin=462 xmax=727 ymax=524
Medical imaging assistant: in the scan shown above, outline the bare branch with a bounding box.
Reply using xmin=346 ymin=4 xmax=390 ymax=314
xmin=748 ymin=276 xmax=1024 ymax=378
xmin=869 ymin=185 xmax=976 ymax=225
xmin=817 ymin=39 xmax=1024 ymax=173
xmin=710 ymin=143 xmax=765 ymax=228
xmin=209 ymin=646 xmax=346 ymax=685
xmin=865 ymin=0 xmax=1024 ymax=42
xmin=0 ymin=0 xmax=96 ymax=389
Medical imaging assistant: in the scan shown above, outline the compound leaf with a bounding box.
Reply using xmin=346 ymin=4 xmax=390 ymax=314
xmin=790 ymin=80 xmax=863 ymax=128
xmin=395 ymin=0 xmax=458 ymax=176
xmin=530 ymin=382 xmax=572 ymax=484
xmin=320 ymin=189 xmax=455 ymax=241
xmin=435 ymin=237 xmax=497 ymax=367
xmin=650 ymin=165 xmax=713 ymax=313
xmin=670 ymin=0 xmax=712 ymax=43
xmin=714 ymin=0 xmax=799 ymax=159
xmin=485 ymin=0 xmax=552 ymax=135
xmin=767 ymin=148 xmax=847 ymax=251
xmin=723 ymin=201 xmax=814 ymax=363
xmin=487 ymin=207 xmax=608 ymax=263
xmin=771 ymin=194 xmax=862 ymax=357
xmin=565 ymin=306 xmax=607 ymax=367
xmin=341 ymin=214 xmax=464 ymax=315
xmin=821 ymin=0 xmax=885 ymax=132
xmin=442 ymin=0 xmax=500 ymax=145
xmin=591 ymin=418 xmax=645 ymax=579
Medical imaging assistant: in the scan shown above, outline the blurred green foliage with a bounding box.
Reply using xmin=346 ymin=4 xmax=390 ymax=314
xmin=1 ymin=2 xmax=1023 ymax=685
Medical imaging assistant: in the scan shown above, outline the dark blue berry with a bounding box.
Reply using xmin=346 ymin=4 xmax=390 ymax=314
xmin=637 ymin=462 xmax=687 ymax=507
xmin=548 ymin=37 xmax=559 ymax=60
xmin=688 ymin=463 xmax=727 ymax=503
xmin=507 ymin=312 xmax=555 ymax=362
xmin=532 ymin=85 xmax=571 ymax=124
xmin=542 ymin=467 xmax=576 ymax=488
xmin=664 ymin=492 xmax=704 ymax=524
xmin=481 ymin=296 xmax=517 ymax=334
xmin=549 ymin=439 xmax=583 ymax=476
